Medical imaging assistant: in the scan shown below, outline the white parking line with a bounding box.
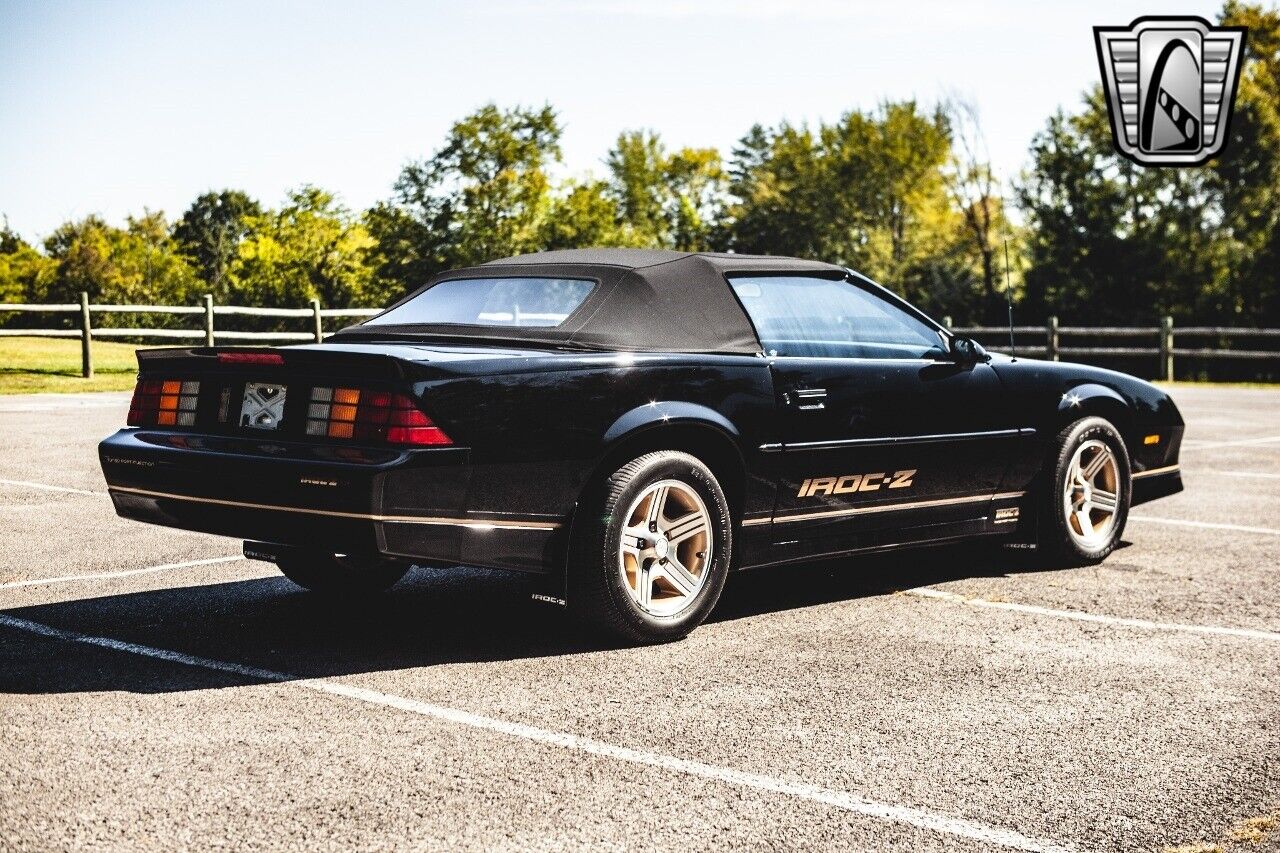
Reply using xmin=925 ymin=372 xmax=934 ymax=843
xmin=0 ymin=556 xmax=246 ymax=589
xmin=0 ymin=613 xmax=1074 ymax=853
xmin=1130 ymin=514 xmax=1280 ymax=537
xmin=1181 ymin=435 xmax=1280 ymax=449
xmin=906 ymin=587 xmax=1280 ymax=643
xmin=0 ymin=478 xmax=100 ymax=496
xmin=1204 ymin=470 xmax=1280 ymax=480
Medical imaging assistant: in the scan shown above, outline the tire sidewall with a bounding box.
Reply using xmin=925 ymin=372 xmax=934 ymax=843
xmin=597 ymin=452 xmax=732 ymax=640
xmin=1046 ymin=417 xmax=1132 ymax=562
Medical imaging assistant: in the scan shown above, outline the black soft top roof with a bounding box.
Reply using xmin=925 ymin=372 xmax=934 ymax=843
xmin=335 ymin=249 xmax=848 ymax=354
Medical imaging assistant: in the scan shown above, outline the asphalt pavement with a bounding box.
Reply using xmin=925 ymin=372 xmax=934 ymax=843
xmin=1 ymin=384 xmax=1278 ymax=852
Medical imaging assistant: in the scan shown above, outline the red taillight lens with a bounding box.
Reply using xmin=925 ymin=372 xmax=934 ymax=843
xmin=306 ymin=387 xmax=452 ymax=446
xmin=128 ymin=379 xmax=199 ymax=427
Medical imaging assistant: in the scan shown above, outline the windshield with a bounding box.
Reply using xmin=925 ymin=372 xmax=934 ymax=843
xmin=365 ymin=277 xmax=595 ymax=328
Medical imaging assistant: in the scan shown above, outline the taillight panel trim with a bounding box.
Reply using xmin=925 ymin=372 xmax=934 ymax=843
xmin=128 ymin=374 xmax=454 ymax=449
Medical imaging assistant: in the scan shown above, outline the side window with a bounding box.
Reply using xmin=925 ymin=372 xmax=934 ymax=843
xmin=729 ymin=275 xmax=944 ymax=359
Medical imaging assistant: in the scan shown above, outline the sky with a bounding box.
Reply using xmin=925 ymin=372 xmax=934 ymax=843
xmin=0 ymin=0 xmax=1223 ymax=242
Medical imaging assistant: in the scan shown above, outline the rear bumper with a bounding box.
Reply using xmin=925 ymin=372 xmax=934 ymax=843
xmin=99 ymin=429 xmax=564 ymax=573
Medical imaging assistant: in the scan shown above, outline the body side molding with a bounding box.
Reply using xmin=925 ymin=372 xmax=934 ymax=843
xmin=759 ymin=428 xmax=1035 ymax=453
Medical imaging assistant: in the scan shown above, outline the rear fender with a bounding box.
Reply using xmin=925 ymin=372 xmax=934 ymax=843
xmin=602 ymin=401 xmax=741 ymax=446
xmin=592 ymin=401 xmax=747 ymax=517
xmin=542 ymin=402 xmax=748 ymax=609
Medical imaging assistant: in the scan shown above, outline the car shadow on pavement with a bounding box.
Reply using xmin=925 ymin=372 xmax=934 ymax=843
xmin=0 ymin=541 xmax=1093 ymax=696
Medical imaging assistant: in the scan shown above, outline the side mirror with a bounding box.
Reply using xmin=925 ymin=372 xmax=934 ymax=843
xmin=949 ymin=336 xmax=989 ymax=365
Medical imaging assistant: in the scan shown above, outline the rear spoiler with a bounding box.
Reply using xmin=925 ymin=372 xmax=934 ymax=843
xmin=135 ymin=346 xmax=417 ymax=381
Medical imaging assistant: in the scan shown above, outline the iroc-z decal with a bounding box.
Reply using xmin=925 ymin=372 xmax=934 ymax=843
xmin=797 ymin=469 xmax=916 ymax=498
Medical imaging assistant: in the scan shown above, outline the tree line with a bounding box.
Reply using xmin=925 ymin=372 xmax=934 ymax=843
xmin=2 ymin=2 xmax=1276 ymax=329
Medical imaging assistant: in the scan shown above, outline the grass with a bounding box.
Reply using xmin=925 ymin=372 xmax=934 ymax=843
xmin=0 ymin=337 xmax=144 ymax=394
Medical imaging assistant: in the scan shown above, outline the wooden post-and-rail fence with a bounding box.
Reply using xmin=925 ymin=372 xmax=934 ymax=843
xmin=0 ymin=294 xmax=380 ymax=378
xmin=1 ymin=295 xmax=1278 ymax=381
xmin=943 ymin=315 xmax=1280 ymax=381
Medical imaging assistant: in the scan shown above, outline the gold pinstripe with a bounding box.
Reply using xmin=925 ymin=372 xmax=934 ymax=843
xmin=740 ymin=491 xmax=1026 ymax=526
xmin=1131 ymin=464 xmax=1180 ymax=480
xmin=108 ymin=485 xmax=563 ymax=531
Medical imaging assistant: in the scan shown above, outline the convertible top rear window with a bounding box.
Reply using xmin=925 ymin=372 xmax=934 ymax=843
xmin=366 ymin=277 xmax=595 ymax=328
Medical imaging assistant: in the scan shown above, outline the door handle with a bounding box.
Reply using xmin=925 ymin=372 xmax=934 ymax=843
xmin=787 ymin=387 xmax=827 ymax=410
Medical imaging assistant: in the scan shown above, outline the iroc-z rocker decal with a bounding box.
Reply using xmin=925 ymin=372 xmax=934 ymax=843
xmin=797 ymin=470 xmax=917 ymax=498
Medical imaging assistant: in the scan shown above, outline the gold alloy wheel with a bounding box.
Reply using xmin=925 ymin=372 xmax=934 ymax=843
xmin=618 ymin=480 xmax=712 ymax=617
xmin=1062 ymin=438 xmax=1121 ymax=548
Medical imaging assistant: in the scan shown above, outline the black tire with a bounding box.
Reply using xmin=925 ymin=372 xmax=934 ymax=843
xmin=569 ymin=451 xmax=733 ymax=644
xmin=1037 ymin=416 xmax=1131 ymax=564
xmin=275 ymin=552 xmax=409 ymax=595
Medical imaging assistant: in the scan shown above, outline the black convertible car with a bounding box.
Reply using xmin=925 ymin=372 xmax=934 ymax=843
xmin=99 ymin=249 xmax=1184 ymax=642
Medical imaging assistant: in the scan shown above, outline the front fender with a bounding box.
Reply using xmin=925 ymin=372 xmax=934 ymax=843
xmin=1054 ymin=382 xmax=1135 ymax=448
xmin=1057 ymin=382 xmax=1129 ymax=417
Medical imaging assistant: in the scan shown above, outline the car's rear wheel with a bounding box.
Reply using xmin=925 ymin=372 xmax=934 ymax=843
xmin=569 ymin=451 xmax=732 ymax=644
xmin=1038 ymin=416 xmax=1131 ymax=563
xmin=275 ymin=552 xmax=409 ymax=595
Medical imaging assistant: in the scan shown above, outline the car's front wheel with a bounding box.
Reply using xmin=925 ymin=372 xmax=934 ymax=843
xmin=275 ymin=552 xmax=409 ymax=595
xmin=1038 ymin=416 xmax=1131 ymax=563
xmin=570 ymin=451 xmax=733 ymax=644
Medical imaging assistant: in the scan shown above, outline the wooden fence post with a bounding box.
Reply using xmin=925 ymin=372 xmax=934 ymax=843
xmin=203 ymin=294 xmax=215 ymax=346
xmin=1159 ymin=315 xmax=1174 ymax=381
xmin=79 ymin=292 xmax=93 ymax=379
xmin=1047 ymin=315 xmax=1059 ymax=361
xmin=311 ymin=299 xmax=323 ymax=343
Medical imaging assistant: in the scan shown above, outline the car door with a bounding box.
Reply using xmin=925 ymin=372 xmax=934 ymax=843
xmin=729 ymin=273 xmax=1029 ymax=562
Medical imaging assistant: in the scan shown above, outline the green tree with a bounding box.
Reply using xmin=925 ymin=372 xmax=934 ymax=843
xmin=540 ymin=180 xmax=627 ymax=250
xmin=38 ymin=213 xmax=200 ymax=309
xmin=605 ymin=130 xmax=726 ymax=249
xmin=367 ymin=103 xmax=562 ymax=296
xmin=0 ymin=221 xmax=55 ymax=304
xmin=1017 ymin=3 xmax=1280 ymax=327
xmin=230 ymin=187 xmax=374 ymax=308
xmin=722 ymin=102 xmax=961 ymax=313
xmin=1215 ymin=1 xmax=1280 ymax=324
xmin=941 ymin=98 xmax=1017 ymax=320
xmin=721 ymin=123 xmax=830 ymax=258
xmin=173 ymin=190 xmax=263 ymax=299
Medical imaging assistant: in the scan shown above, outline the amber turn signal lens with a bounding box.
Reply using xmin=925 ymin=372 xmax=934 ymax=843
xmin=333 ymin=388 xmax=361 ymax=405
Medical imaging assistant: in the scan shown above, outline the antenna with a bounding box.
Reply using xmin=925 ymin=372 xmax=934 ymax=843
xmin=1003 ymin=237 xmax=1016 ymax=361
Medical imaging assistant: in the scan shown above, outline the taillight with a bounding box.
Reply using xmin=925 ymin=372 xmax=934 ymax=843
xmin=218 ymin=352 xmax=284 ymax=365
xmin=128 ymin=379 xmax=200 ymax=427
xmin=306 ymin=387 xmax=452 ymax=446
